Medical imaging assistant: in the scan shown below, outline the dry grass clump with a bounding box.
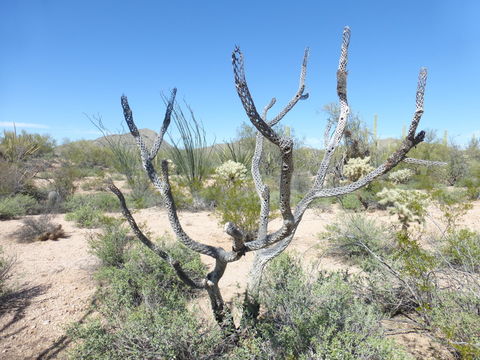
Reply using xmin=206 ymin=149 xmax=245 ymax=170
xmin=12 ymin=214 xmax=66 ymax=243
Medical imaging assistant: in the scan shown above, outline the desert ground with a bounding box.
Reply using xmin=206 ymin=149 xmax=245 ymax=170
xmin=1 ymin=200 xmax=480 ymax=359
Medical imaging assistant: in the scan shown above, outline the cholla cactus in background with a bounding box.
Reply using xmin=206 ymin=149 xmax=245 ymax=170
xmin=388 ymin=169 xmax=414 ymax=184
xmin=215 ymin=160 xmax=248 ymax=185
xmin=165 ymin=159 xmax=176 ymax=173
xmin=343 ymin=156 xmax=374 ymax=182
xmin=377 ymin=188 xmax=429 ymax=228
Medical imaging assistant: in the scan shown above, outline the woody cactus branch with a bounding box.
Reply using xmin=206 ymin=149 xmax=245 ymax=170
xmin=112 ymin=26 xmax=442 ymax=332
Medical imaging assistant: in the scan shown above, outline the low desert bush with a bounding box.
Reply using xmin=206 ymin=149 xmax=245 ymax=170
xmin=442 ymin=229 xmax=480 ymax=273
xmin=70 ymin=233 xmax=218 ymax=359
xmin=69 ymin=307 xmax=222 ymax=360
xmin=88 ymin=221 xmax=131 ymax=267
xmin=51 ymin=165 xmax=79 ymax=199
xmin=0 ymin=194 xmax=38 ymax=220
xmin=430 ymin=187 xmax=472 ymax=232
xmin=126 ymin=174 xmax=162 ymax=209
xmin=64 ymin=193 xmax=120 ymax=213
xmin=202 ymin=161 xmax=265 ymax=236
xmin=12 ymin=214 xmax=65 ymax=242
xmin=247 ymin=253 xmax=411 ymax=359
xmin=59 ymin=140 xmax=112 ymax=169
xmin=338 ymin=193 xmax=363 ymax=211
xmin=0 ymin=247 xmax=13 ymax=297
xmin=81 ymin=177 xmax=106 ymax=191
xmin=323 ymin=215 xmax=394 ymax=266
xmin=65 ymin=205 xmax=113 ymax=228
xmin=430 ymin=291 xmax=480 ymax=359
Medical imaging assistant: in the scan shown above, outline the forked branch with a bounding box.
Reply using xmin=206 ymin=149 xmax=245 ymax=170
xmin=112 ymin=26 xmax=442 ymax=333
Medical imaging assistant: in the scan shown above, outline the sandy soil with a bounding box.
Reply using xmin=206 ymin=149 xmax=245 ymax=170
xmin=1 ymin=200 xmax=480 ymax=359
xmin=0 ymin=217 xmax=98 ymax=359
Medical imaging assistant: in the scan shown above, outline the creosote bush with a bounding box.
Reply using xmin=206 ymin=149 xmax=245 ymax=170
xmin=324 ymin=212 xmax=480 ymax=357
xmin=88 ymin=220 xmax=131 ymax=267
xmin=0 ymin=194 xmax=38 ymax=220
xmin=242 ymin=253 xmax=411 ymax=359
xmin=442 ymin=229 xmax=480 ymax=272
xmin=70 ymin=230 xmax=220 ymax=360
xmin=65 ymin=205 xmax=113 ymax=228
xmin=64 ymin=193 xmax=121 ymax=213
xmin=324 ymin=214 xmax=394 ymax=264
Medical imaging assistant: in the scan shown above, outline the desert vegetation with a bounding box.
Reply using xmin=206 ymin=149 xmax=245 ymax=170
xmin=1 ymin=27 xmax=480 ymax=360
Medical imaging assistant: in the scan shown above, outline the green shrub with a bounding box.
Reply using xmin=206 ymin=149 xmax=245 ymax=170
xmin=250 ymin=253 xmax=411 ymax=359
xmin=81 ymin=177 xmax=106 ymax=191
xmin=88 ymin=221 xmax=131 ymax=267
xmin=430 ymin=187 xmax=473 ymax=233
xmin=69 ymin=306 xmax=222 ymax=360
xmin=51 ymin=165 xmax=78 ymax=200
xmin=70 ymin=237 xmax=216 ymax=359
xmin=65 ymin=205 xmax=112 ymax=228
xmin=203 ymin=181 xmax=263 ymax=236
xmin=430 ymin=291 xmax=480 ymax=359
xmin=95 ymin=240 xmax=205 ymax=314
xmin=338 ymin=193 xmax=363 ymax=211
xmin=0 ymin=194 xmax=38 ymax=219
xmin=0 ymin=129 xmax=55 ymax=162
xmin=0 ymin=160 xmax=41 ymax=196
xmin=199 ymin=161 xmax=272 ymax=236
xmin=126 ymin=174 xmax=162 ymax=209
xmin=324 ymin=215 xmax=393 ymax=267
xmin=64 ymin=193 xmax=120 ymax=213
xmin=442 ymin=229 xmax=480 ymax=272
xmin=59 ymin=140 xmax=112 ymax=169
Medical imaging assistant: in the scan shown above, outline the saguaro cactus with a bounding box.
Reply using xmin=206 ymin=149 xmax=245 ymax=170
xmin=109 ymin=26 xmax=441 ymax=334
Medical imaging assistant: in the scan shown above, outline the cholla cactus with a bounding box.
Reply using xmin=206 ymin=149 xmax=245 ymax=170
xmin=109 ymin=27 xmax=444 ymax=333
xmin=388 ymin=169 xmax=414 ymax=184
xmin=166 ymin=159 xmax=176 ymax=173
xmin=343 ymin=157 xmax=374 ymax=182
xmin=215 ymin=160 xmax=248 ymax=184
xmin=377 ymin=188 xmax=429 ymax=228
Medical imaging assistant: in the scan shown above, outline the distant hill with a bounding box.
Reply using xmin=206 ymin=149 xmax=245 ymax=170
xmin=60 ymin=128 xmax=401 ymax=155
xmin=56 ymin=128 xmax=172 ymax=151
xmin=93 ymin=128 xmax=172 ymax=149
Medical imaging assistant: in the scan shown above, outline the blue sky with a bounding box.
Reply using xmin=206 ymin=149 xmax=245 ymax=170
xmin=1 ymin=0 xmax=479 ymax=147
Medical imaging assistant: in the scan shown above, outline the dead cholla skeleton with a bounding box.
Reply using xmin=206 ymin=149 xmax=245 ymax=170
xmin=108 ymin=26 xmax=440 ymax=333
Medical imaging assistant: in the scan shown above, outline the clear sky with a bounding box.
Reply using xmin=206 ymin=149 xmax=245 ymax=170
xmin=1 ymin=0 xmax=479 ymax=147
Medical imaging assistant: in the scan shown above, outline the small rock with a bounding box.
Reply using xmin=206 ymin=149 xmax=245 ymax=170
xmin=43 ymin=320 xmax=50 ymax=325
